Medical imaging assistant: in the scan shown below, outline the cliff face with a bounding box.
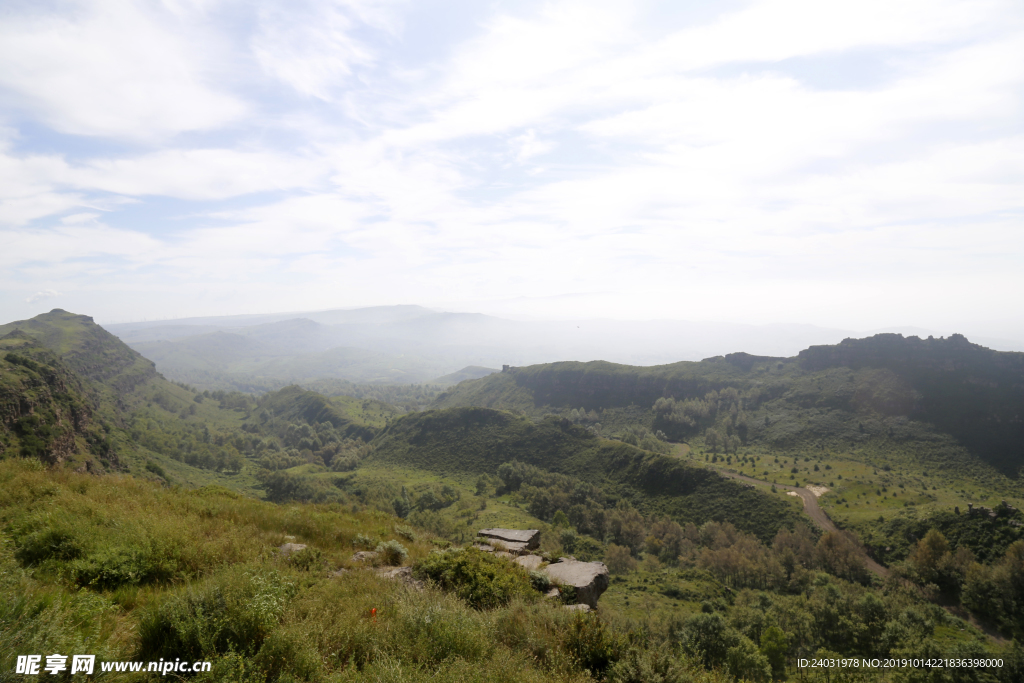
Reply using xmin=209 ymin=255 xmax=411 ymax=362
xmin=799 ymin=334 xmax=1024 ymax=474
xmin=0 ymin=332 xmax=116 ymax=468
xmin=798 ymin=333 xmax=1024 ymax=377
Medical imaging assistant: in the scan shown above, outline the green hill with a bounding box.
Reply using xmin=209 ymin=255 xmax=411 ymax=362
xmin=434 ymin=335 xmax=1024 ymax=479
xmin=0 ymin=331 xmax=116 ymax=469
xmin=254 ymin=385 xmax=401 ymax=441
xmin=368 ymin=407 xmax=803 ymax=542
xmin=0 ymin=309 xmax=157 ymax=396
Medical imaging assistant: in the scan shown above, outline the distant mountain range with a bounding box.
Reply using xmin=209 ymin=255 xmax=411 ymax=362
xmin=101 ymin=305 xmax=1024 ymax=392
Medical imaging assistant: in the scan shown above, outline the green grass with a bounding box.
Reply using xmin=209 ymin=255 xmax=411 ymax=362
xmin=1 ymin=459 xmax=759 ymax=683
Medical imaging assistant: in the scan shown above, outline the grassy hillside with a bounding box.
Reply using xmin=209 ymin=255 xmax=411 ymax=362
xmin=368 ymin=408 xmax=804 ymax=542
xmin=4 ymin=455 xmax=1022 ymax=683
xmin=0 ymin=310 xmax=156 ymax=388
xmin=0 ymin=331 xmax=116 ymax=470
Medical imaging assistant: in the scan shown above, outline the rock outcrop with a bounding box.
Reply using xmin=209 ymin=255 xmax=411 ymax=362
xmin=351 ymin=551 xmax=379 ymax=563
xmin=375 ymin=566 xmax=425 ymax=589
xmin=477 ymin=528 xmax=540 ymax=553
xmin=541 ymin=558 xmax=610 ymax=608
xmin=279 ymin=543 xmax=307 ymax=556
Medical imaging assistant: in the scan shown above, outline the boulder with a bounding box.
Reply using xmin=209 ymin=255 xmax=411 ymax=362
xmin=279 ymin=543 xmax=307 ymax=556
xmin=545 ymin=587 xmax=561 ymax=599
xmin=375 ymin=566 xmax=425 ymax=590
xmin=351 ymin=551 xmax=379 ymax=563
xmin=515 ymin=554 xmax=544 ymax=571
xmin=477 ymin=528 xmax=540 ymax=551
xmin=541 ymin=559 xmax=610 ymax=608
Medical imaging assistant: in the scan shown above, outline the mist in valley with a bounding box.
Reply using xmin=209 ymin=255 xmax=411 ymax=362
xmin=101 ymin=304 xmax=1024 ymax=393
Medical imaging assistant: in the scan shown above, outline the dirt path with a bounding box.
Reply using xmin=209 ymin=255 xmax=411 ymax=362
xmin=716 ymin=469 xmax=890 ymax=578
xmin=712 ymin=467 xmax=1013 ymax=642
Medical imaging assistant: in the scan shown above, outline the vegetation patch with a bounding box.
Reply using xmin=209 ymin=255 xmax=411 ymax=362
xmin=413 ymin=548 xmax=535 ymax=609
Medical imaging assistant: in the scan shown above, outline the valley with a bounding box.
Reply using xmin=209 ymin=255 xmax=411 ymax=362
xmin=2 ymin=308 xmax=1024 ymax=682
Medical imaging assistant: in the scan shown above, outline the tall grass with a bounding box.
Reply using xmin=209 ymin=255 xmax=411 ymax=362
xmin=0 ymin=459 xmax=779 ymax=682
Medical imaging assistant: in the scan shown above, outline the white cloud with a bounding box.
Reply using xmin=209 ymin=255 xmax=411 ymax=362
xmin=251 ymin=0 xmax=380 ymax=100
xmin=0 ymin=0 xmax=1021 ymax=336
xmin=25 ymin=289 xmax=61 ymax=304
xmin=69 ymin=149 xmax=330 ymax=200
xmin=0 ymin=0 xmax=245 ymax=140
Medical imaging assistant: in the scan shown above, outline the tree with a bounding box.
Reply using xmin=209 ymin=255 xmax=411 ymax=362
xmin=705 ymin=429 xmax=720 ymax=453
xmin=908 ymin=529 xmax=949 ymax=584
xmin=814 ymin=531 xmax=869 ymax=583
xmin=392 ymin=486 xmax=411 ymax=518
xmin=727 ymin=635 xmax=771 ymax=682
xmin=605 ymin=544 xmax=638 ymax=574
xmin=759 ymin=626 xmax=788 ymax=680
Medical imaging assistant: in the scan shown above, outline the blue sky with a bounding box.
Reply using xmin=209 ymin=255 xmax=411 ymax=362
xmin=1 ymin=0 xmax=1022 ymax=339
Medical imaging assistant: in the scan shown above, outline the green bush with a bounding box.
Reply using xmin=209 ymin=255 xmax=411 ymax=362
xmin=138 ymin=566 xmax=296 ymax=661
xmin=413 ymin=548 xmax=534 ymax=609
xmin=286 ymin=546 xmax=324 ymax=572
xmin=529 ymin=570 xmax=551 ymax=593
xmin=375 ymin=540 xmax=408 ymax=566
xmin=607 ymin=645 xmax=688 ymax=683
xmin=561 ymin=612 xmax=624 ymax=675
xmin=352 ymin=533 xmax=376 ymax=549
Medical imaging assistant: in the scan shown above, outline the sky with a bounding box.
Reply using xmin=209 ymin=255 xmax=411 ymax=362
xmin=1 ymin=0 xmax=1022 ymax=339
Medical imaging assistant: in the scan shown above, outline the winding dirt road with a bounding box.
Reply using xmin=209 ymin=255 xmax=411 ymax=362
xmin=716 ymin=469 xmax=890 ymax=578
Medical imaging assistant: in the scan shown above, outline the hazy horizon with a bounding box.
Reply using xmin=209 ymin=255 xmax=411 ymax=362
xmin=2 ymin=1 xmax=1022 ymax=339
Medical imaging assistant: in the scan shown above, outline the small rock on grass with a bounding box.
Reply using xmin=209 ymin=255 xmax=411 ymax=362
xmin=351 ymin=551 xmax=379 ymax=563
xmin=375 ymin=566 xmax=424 ymax=590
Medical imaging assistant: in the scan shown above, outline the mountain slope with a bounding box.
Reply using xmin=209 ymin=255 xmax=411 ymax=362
xmin=0 ymin=331 xmax=116 ymax=468
xmin=368 ymin=407 xmax=803 ymax=541
xmin=254 ymin=385 xmax=400 ymax=441
xmin=0 ymin=309 xmax=157 ymax=396
xmin=435 ymin=335 xmax=1024 ymax=478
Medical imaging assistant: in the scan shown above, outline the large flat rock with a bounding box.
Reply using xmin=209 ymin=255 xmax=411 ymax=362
xmin=477 ymin=528 xmax=540 ymax=550
xmin=541 ymin=559 xmax=610 ymax=608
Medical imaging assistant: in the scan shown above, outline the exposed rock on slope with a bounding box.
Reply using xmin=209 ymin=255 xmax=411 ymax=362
xmin=0 ymin=331 xmax=115 ymax=467
xmin=542 ymin=558 xmax=610 ymax=608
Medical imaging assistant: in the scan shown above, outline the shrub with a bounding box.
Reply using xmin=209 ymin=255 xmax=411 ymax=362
xmin=561 ymin=612 xmax=624 ymax=675
xmin=352 ymin=533 xmax=376 ymax=549
xmin=608 ymin=645 xmax=688 ymax=683
xmin=528 ymin=570 xmax=551 ymax=592
xmin=413 ymin=548 xmax=534 ymax=609
xmin=375 ymin=540 xmax=408 ymax=566
xmin=138 ymin=567 xmax=295 ymax=661
xmin=394 ymin=525 xmax=417 ymax=542
xmin=286 ymin=546 xmax=324 ymax=572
